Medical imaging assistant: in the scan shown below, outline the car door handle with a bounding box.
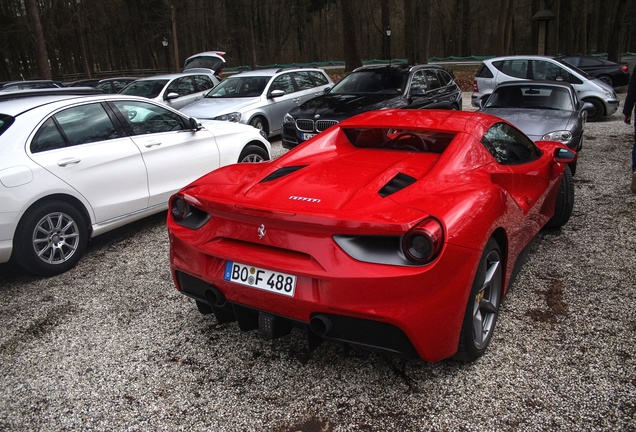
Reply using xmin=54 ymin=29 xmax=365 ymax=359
xmin=57 ymin=157 xmax=81 ymax=167
xmin=144 ymin=141 xmax=162 ymax=148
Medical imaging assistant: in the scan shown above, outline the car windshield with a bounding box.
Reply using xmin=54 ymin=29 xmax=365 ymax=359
xmin=331 ymin=70 xmax=408 ymax=95
xmin=0 ymin=114 xmax=14 ymax=136
xmin=205 ymin=76 xmax=268 ymax=98
xmin=344 ymin=128 xmax=455 ymax=154
xmin=119 ymin=80 xmax=169 ymax=98
xmin=554 ymin=58 xmax=590 ymax=79
xmin=485 ymin=85 xmax=574 ymax=111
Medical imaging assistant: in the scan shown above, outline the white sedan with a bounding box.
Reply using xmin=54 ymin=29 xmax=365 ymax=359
xmin=0 ymin=91 xmax=271 ymax=276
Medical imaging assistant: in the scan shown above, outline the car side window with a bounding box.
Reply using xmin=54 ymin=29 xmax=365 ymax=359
xmin=437 ymin=70 xmax=452 ymax=86
xmin=166 ymin=77 xmax=195 ymax=96
xmin=424 ymin=70 xmax=441 ymax=90
xmin=481 ymin=123 xmax=541 ymax=165
xmin=532 ymin=60 xmax=582 ymax=85
xmin=476 ymin=63 xmax=494 ymax=78
xmin=31 ymin=103 xmax=121 ymax=153
xmin=497 ymin=60 xmax=528 ymax=79
xmin=270 ymin=74 xmax=295 ymax=94
xmin=111 ymin=100 xmax=185 ymax=135
xmin=192 ymin=75 xmax=214 ymax=92
xmin=409 ymin=71 xmax=428 ymax=95
xmin=309 ymin=71 xmax=329 ymax=86
xmin=293 ymin=72 xmax=315 ymax=90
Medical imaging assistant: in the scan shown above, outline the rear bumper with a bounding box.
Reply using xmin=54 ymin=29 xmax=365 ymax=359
xmin=176 ymin=271 xmax=420 ymax=358
xmin=169 ymin=231 xmax=481 ymax=362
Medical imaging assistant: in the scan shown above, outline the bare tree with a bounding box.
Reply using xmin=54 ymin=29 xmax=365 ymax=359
xmin=24 ymin=0 xmax=51 ymax=79
xmin=341 ymin=0 xmax=362 ymax=71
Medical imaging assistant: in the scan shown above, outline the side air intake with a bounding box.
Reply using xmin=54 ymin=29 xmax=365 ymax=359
xmin=378 ymin=173 xmax=416 ymax=197
xmin=260 ymin=165 xmax=307 ymax=183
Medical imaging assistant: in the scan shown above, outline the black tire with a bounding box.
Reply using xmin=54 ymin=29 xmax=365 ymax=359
xmin=238 ymin=144 xmax=269 ymax=163
xmin=545 ymin=165 xmax=574 ymax=229
xmin=454 ymin=238 xmax=503 ymax=362
xmin=585 ymin=98 xmax=604 ymax=122
xmin=249 ymin=116 xmax=269 ymax=137
xmin=568 ymin=160 xmax=577 ymax=176
xmin=597 ymin=75 xmax=613 ymax=87
xmin=13 ymin=200 xmax=88 ymax=276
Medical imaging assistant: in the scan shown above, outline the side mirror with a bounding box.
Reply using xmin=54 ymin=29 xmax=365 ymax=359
xmin=189 ymin=117 xmax=202 ymax=130
xmin=165 ymin=92 xmax=180 ymax=100
xmin=554 ymin=147 xmax=577 ymax=164
xmin=323 ymin=87 xmax=332 ymax=94
xmin=269 ymin=89 xmax=285 ymax=98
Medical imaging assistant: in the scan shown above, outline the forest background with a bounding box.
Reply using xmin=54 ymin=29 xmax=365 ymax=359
xmin=2 ymin=0 xmax=635 ymax=82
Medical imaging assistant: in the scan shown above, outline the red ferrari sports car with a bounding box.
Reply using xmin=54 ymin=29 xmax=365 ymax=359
xmin=167 ymin=109 xmax=576 ymax=362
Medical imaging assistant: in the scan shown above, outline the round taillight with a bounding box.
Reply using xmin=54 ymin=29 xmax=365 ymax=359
xmin=401 ymin=218 xmax=444 ymax=264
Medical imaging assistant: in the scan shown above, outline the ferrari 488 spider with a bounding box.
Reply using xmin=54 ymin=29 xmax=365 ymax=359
xmin=168 ymin=109 xmax=577 ymax=362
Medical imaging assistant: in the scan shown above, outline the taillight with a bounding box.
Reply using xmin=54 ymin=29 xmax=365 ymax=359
xmin=170 ymin=194 xmax=211 ymax=229
xmin=621 ymin=65 xmax=628 ymax=72
xmin=473 ymin=80 xmax=478 ymax=92
xmin=401 ymin=218 xmax=444 ymax=265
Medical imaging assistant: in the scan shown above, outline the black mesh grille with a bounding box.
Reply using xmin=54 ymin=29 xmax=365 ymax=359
xmin=296 ymin=119 xmax=314 ymax=132
xmin=316 ymin=120 xmax=338 ymax=131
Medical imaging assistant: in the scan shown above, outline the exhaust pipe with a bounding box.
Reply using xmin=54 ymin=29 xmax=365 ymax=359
xmin=204 ymin=286 xmax=226 ymax=308
xmin=310 ymin=314 xmax=333 ymax=337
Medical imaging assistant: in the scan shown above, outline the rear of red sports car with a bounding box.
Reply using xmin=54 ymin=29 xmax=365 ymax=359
xmin=168 ymin=109 xmax=576 ymax=362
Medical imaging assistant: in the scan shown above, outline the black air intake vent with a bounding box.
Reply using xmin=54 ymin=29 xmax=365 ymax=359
xmin=379 ymin=173 xmax=417 ymax=197
xmin=260 ymin=165 xmax=307 ymax=183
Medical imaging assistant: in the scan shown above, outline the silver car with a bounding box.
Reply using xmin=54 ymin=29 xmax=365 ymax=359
xmin=119 ymin=72 xmax=220 ymax=110
xmin=478 ymin=80 xmax=592 ymax=174
xmin=180 ymin=68 xmax=333 ymax=137
xmin=471 ymin=55 xmax=619 ymax=122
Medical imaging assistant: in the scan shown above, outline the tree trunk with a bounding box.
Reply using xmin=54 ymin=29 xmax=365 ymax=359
xmin=341 ymin=0 xmax=361 ymax=71
xmin=381 ymin=0 xmax=390 ymax=60
xmin=417 ymin=0 xmax=432 ymax=64
xmin=606 ymin=0 xmax=627 ymax=61
xmin=24 ymin=0 xmax=51 ymax=79
xmin=460 ymin=0 xmax=471 ymax=56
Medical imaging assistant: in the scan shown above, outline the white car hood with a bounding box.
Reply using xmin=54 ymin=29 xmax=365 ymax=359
xmin=181 ymin=97 xmax=261 ymax=119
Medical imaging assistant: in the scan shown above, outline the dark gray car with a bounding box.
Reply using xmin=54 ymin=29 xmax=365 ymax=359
xmin=478 ymin=81 xmax=592 ymax=174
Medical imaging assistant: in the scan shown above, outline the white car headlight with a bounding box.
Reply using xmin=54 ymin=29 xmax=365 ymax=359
xmin=283 ymin=113 xmax=294 ymax=124
xmin=542 ymin=130 xmax=573 ymax=143
xmin=214 ymin=112 xmax=241 ymax=122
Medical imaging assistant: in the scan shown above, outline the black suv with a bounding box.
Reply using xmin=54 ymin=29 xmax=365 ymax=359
xmin=281 ymin=64 xmax=462 ymax=149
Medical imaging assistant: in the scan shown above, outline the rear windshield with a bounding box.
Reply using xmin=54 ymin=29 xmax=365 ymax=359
xmin=184 ymin=56 xmax=224 ymax=73
xmin=485 ymin=85 xmax=574 ymax=111
xmin=344 ymin=128 xmax=455 ymax=154
xmin=0 ymin=114 xmax=14 ymax=136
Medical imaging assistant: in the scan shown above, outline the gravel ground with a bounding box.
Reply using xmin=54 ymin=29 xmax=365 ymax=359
xmin=1 ymin=92 xmax=635 ymax=432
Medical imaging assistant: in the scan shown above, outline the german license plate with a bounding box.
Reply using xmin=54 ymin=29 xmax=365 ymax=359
xmin=224 ymin=261 xmax=296 ymax=297
xmin=302 ymin=132 xmax=316 ymax=140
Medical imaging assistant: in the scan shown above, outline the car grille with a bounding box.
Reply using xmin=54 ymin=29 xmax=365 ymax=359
xmin=296 ymin=119 xmax=314 ymax=132
xmin=295 ymin=119 xmax=339 ymax=132
xmin=316 ymin=120 xmax=338 ymax=131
